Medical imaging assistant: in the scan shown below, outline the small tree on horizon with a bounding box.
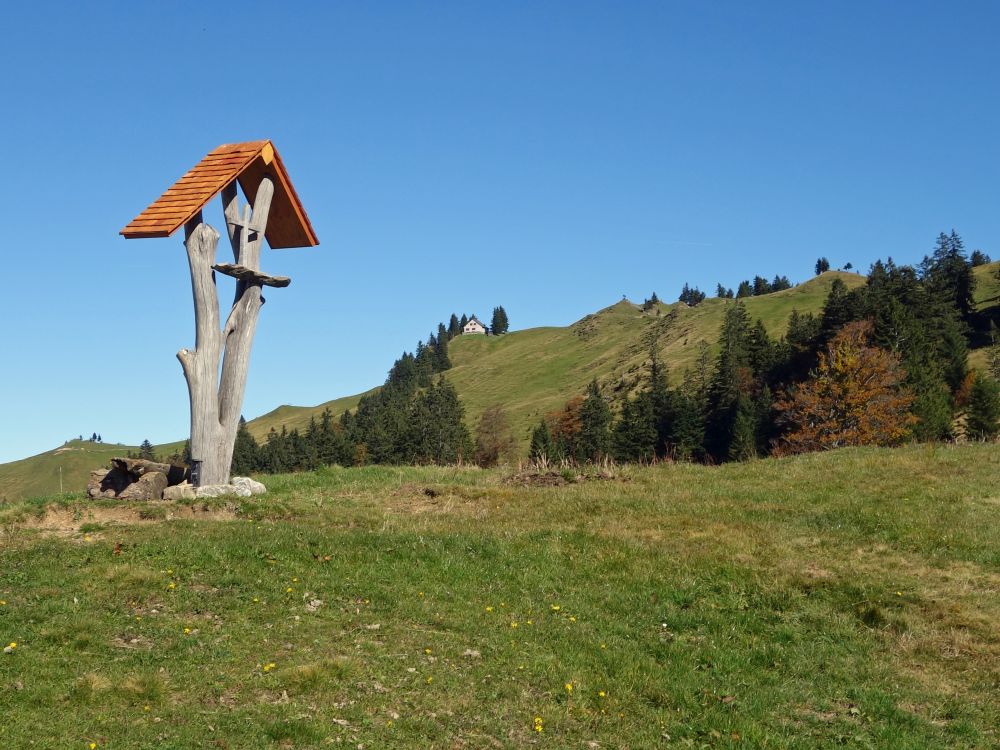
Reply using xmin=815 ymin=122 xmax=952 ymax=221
xmin=139 ymin=439 xmax=156 ymax=460
xmin=491 ymin=306 xmax=509 ymax=335
xmin=815 ymin=257 xmax=831 ymax=275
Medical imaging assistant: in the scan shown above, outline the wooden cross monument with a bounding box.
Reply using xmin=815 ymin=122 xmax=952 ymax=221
xmin=121 ymin=140 xmax=318 ymax=486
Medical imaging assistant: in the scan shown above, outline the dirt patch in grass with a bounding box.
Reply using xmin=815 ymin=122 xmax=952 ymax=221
xmin=11 ymin=502 xmax=239 ymax=536
xmin=388 ymin=484 xmax=486 ymax=515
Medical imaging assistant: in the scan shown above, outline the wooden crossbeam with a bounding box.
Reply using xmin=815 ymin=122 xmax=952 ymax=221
xmin=212 ymin=263 xmax=291 ymax=288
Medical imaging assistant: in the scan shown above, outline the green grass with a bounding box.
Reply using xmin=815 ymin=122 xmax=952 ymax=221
xmin=1 ymin=444 xmax=997 ymax=748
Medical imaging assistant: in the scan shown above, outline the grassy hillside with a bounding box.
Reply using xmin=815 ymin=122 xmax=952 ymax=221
xmin=0 ymin=440 xmax=135 ymax=505
xmin=2 ymin=266 xmax=996 ymax=502
xmin=447 ymin=272 xmax=865 ymax=443
xmin=1 ymin=445 xmax=997 ymax=747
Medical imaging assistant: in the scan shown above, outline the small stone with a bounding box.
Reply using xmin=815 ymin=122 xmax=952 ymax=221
xmin=163 ymin=482 xmax=196 ymax=501
xmin=232 ymin=476 xmax=267 ymax=495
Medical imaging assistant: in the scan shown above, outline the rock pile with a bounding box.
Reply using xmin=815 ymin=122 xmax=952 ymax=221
xmin=88 ymin=457 xmax=266 ymax=500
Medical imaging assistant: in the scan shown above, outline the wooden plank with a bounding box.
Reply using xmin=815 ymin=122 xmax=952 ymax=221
xmin=212 ymin=263 xmax=291 ymax=287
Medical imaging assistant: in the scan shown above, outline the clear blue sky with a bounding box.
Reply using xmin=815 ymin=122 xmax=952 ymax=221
xmin=1 ymin=1 xmax=997 ymax=463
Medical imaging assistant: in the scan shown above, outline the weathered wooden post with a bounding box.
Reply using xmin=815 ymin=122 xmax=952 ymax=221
xmin=120 ymin=141 xmax=318 ymax=486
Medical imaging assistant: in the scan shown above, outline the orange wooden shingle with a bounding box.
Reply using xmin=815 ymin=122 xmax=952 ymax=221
xmin=120 ymin=140 xmax=319 ymax=249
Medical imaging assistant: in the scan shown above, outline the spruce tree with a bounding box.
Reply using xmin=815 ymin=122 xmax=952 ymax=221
xmin=529 ymin=420 xmax=558 ymax=462
xmin=231 ymin=416 xmax=260 ymax=475
xmin=752 ymin=276 xmax=771 ymax=296
xmin=706 ymin=301 xmax=754 ymax=460
xmin=436 ymin=323 xmax=452 ymax=370
xmin=612 ymin=392 xmax=656 ymax=462
xmin=966 ymin=373 xmax=1000 ymax=440
xmin=970 ymin=249 xmax=991 ymax=267
xmin=736 ymin=280 xmax=752 ymax=298
xmin=577 ymin=379 xmax=612 ymax=461
xmin=921 ymin=230 xmax=975 ymax=322
xmin=459 ymin=313 xmax=469 ymax=330
xmin=448 ymin=313 xmax=461 ymax=339
xmin=815 ymin=257 xmax=830 ymax=274
xmin=490 ymin=306 xmax=509 ymax=335
xmin=139 ymin=439 xmax=155 ymax=460
xmin=728 ymin=394 xmax=758 ymax=461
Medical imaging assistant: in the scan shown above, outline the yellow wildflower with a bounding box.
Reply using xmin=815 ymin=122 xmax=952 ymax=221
xmin=426 ymin=676 xmax=433 ymax=684
xmin=565 ymin=682 xmax=573 ymax=693
xmin=418 ymin=591 xmax=425 ymax=598
xmin=599 ymin=691 xmax=606 ymax=698
xmin=424 ymin=648 xmax=432 ymax=654
xmin=510 ymin=622 xmax=518 ymax=629
xmin=167 ymin=582 xmax=176 ymax=590
xmin=292 ymin=577 xmax=298 ymax=582
xmin=569 ymin=616 xmax=577 ymax=622
xmin=485 ymin=606 xmax=493 ymax=613
xmin=551 ymin=604 xmax=561 ymax=612
xmin=263 ymin=662 xmax=276 ymax=672
xmin=90 ymin=743 xmax=97 ymax=749
xmin=183 ymin=628 xmax=191 ymax=634
xmin=286 ymin=587 xmax=293 ymax=593
xmin=0 ymin=600 xmax=6 ymax=605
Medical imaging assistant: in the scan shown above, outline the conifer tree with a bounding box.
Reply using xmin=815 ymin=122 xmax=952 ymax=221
xmin=966 ymin=372 xmax=1000 ymax=440
xmin=728 ymin=394 xmax=758 ymax=461
xmin=922 ymin=230 xmax=975 ymax=321
xmin=578 ymin=379 xmax=612 ymax=461
xmin=459 ymin=313 xmax=469 ymax=330
xmin=490 ymin=306 xmax=509 ymax=335
xmin=448 ymin=313 xmax=461 ymax=339
xmin=529 ymin=420 xmax=558 ymax=462
xmin=612 ymin=392 xmax=656 ymax=462
xmin=736 ymin=280 xmax=752 ymax=298
xmin=231 ymin=416 xmax=260 ymax=475
xmin=139 ymin=439 xmax=155 ymax=460
xmin=970 ymin=249 xmax=991 ymax=267
xmin=815 ymin=257 xmax=830 ymax=274
xmin=752 ymin=276 xmax=771 ymax=296
xmin=436 ymin=323 xmax=452 ymax=370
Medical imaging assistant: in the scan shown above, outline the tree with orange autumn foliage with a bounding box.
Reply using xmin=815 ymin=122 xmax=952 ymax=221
xmin=772 ymin=321 xmax=917 ymax=455
xmin=546 ymin=395 xmax=585 ymax=460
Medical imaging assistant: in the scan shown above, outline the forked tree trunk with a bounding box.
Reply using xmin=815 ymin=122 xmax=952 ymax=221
xmin=178 ymin=178 xmax=274 ymax=485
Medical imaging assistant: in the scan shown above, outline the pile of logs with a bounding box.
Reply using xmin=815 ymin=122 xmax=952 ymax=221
xmin=88 ymin=457 xmax=266 ymax=500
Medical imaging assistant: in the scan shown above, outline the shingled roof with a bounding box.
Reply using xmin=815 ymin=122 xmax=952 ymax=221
xmin=120 ymin=140 xmax=318 ymax=249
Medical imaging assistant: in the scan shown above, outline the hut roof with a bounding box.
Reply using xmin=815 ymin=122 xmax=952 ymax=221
xmin=120 ymin=140 xmax=318 ymax=249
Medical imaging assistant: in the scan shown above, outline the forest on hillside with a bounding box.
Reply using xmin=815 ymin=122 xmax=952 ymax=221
xmin=223 ymin=233 xmax=1000 ymax=474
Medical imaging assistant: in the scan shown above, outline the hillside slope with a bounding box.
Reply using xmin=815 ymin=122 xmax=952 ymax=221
xmin=447 ymin=271 xmax=866 ymax=443
xmin=2 ymin=264 xmax=996 ymax=501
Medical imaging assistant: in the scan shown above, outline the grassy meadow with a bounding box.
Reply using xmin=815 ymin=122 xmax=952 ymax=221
xmin=1 ymin=444 xmax=998 ymax=748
